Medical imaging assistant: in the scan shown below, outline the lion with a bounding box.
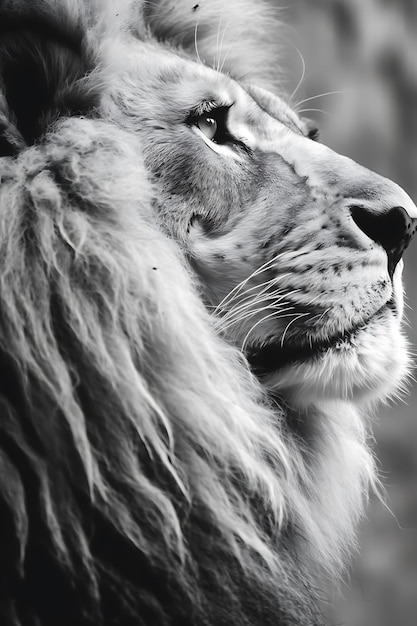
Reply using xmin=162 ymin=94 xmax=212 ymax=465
xmin=0 ymin=0 xmax=416 ymax=624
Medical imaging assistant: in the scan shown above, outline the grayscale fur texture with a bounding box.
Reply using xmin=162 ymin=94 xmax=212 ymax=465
xmin=0 ymin=1 xmax=415 ymax=625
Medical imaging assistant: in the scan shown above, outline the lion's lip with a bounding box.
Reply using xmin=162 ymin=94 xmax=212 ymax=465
xmin=247 ymin=302 xmax=393 ymax=375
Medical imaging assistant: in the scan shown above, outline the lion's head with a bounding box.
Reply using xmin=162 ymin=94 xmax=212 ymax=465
xmin=103 ymin=44 xmax=417 ymax=404
xmin=0 ymin=1 xmax=415 ymax=625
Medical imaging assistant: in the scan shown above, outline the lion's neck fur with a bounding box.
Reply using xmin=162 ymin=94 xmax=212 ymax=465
xmin=281 ymin=397 xmax=376 ymax=575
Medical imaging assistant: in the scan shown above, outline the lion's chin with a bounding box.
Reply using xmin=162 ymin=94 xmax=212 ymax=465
xmin=248 ymin=307 xmax=410 ymax=406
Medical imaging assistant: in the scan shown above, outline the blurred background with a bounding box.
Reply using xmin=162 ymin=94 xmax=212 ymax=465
xmin=281 ymin=1 xmax=417 ymax=624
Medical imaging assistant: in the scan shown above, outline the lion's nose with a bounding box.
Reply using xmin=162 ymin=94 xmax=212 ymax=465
xmin=350 ymin=205 xmax=417 ymax=277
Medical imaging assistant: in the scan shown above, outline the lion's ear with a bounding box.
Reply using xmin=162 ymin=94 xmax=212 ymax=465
xmin=0 ymin=4 xmax=96 ymax=154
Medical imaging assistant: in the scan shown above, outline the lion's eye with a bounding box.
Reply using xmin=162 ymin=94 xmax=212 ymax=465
xmin=195 ymin=116 xmax=218 ymax=141
xmin=188 ymin=104 xmax=250 ymax=157
xmin=188 ymin=105 xmax=231 ymax=145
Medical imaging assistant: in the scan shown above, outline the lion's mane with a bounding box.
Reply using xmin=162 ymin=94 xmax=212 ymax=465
xmin=0 ymin=1 xmax=377 ymax=625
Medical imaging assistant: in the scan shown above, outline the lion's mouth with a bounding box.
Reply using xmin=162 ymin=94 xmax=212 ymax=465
xmin=247 ymin=331 xmax=355 ymax=375
xmin=247 ymin=303 xmax=393 ymax=376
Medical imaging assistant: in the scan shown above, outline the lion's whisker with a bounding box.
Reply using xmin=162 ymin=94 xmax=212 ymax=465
xmin=295 ymin=90 xmax=346 ymax=109
xmin=219 ymin=23 xmax=247 ymax=75
xmin=241 ymin=310 xmax=302 ymax=352
xmin=215 ymin=273 xmax=284 ymax=314
xmin=194 ymin=19 xmax=203 ymax=66
xmin=214 ymin=12 xmax=224 ymax=72
xmin=214 ymin=258 xmax=278 ymax=313
xmin=214 ymin=251 xmax=303 ymax=312
xmin=280 ymin=312 xmax=310 ymax=349
xmin=289 ymin=45 xmax=306 ymax=101
xmin=297 ymin=108 xmax=332 ymax=117
xmin=217 ymin=19 xmax=232 ymax=73
xmin=218 ymin=304 xmax=296 ymax=334
xmin=220 ymin=291 xmax=290 ymax=323
xmin=220 ymin=288 xmax=301 ymax=327
xmin=218 ymin=280 xmax=295 ymax=319
xmin=235 ymin=59 xmax=272 ymax=83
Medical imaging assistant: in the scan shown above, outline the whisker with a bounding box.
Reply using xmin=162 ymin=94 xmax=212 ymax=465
xmin=217 ymin=276 xmax=295 ymax=318
xmin=218 ymin=297 xmax=285 ymax=328
xmin=194 ymin=19 xmax=203 ymax=65
xmin=235 ymin=59 xmax=273 ymax=83
xmin=214 ymin=275 xmax=279 ymax=314
xmin=217 ymin=19 xmax=232 ymax=73
xmin=214 ymin=251 xmax=302 ymax=313
xmin=280 ymin=312 xmax=310 ymax=348
xmin=214 ymin=12 xmax=222 ymax=72
xmin=290 ymin=45 xmax=306 ymax=101
xmin=297 ymin=108 xmax=332 ymax=117
xmin=214 ymin=258 xmax=278 ymax=314
xmin=221 ymin=291 xmax=289 ymax=322
xmin=219 ymin=23 xmax=253 ymax=75
xmin=220 ymin=288 xmax=301 ymax=327
xmin=242 ymin=310 xmax=302 ymax=352
xmin=309 ymin=306 xmax=331 ymax=326
xmin=295 ymin=90 xmax=346 ymax=108
xmin=218 ymin=305 xmax=296 ymax=334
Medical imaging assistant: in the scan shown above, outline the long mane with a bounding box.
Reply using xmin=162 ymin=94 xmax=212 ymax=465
xmin=0 ymin=1 xmax=374 ymax=624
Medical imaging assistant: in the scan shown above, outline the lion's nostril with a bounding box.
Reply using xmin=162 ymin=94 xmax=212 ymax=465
xmin=350 ymin=205 xmax=417 ymax=277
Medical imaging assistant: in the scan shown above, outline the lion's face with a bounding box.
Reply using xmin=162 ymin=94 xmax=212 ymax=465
xmin=107 ymin=42 xmax=417 ymax=405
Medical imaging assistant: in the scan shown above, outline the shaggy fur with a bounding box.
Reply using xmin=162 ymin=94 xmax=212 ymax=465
xmin=0 ymin=1 xmax=415 ymax=625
